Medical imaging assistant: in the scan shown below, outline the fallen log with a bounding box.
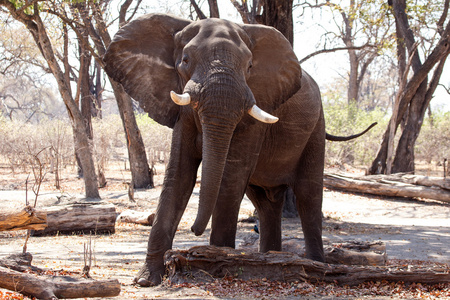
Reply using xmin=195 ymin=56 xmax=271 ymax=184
xmin=32 ymin=202 xmax=116 ymax=236
xmin=0 ymin=253 xmax=120 ymax=299
xmin=0 ymin=253 xmax=39 ymax=273
xmin=324 ymin=172 xmax=450 ymax=203
xmin=277 ymin=239 xmax=387 ymax=266
xmin=363 ymin=173 xmax=450 ymax=190
xmin=325 ymin=241 xmax=386 ymax=266
xmin=165 ymin=245 xmax=450 ymax=286
xmin=0 ymin=266 xmax=120 ymax=300
xmin=116 ymin=209 xmax=155 ymax=226
xmin=0 ymin=206 xmax=47 ymax=231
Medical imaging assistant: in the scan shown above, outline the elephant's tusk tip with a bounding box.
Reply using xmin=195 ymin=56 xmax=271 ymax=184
xmin=248 ymin=105 xmax=279 ymax=123
xmin=170 ymin=91 xmax=191 ymax=106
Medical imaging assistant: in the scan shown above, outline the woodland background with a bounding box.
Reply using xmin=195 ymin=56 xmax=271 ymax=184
xmin=0 ymin=0 xmax=449 ymax=196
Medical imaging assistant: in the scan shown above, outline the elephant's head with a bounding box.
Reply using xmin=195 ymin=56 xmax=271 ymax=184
xmin=104 ymin=14 xmax=301 ymax=236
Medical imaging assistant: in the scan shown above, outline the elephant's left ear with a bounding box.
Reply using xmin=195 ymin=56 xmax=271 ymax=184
xmin=242 ymin=24 xmax=302 ymax=111
xmin=104 ymin=14 xmax=191 ymax=128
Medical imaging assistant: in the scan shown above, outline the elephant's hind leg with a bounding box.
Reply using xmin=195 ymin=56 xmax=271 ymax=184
xmin=293 ymin=131 xmax=325 ymax=262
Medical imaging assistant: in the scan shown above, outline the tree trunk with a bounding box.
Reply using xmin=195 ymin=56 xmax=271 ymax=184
xmin=347 ymin=45 xmax=359 ymax=106
xmin=28 ymin=9 xmax=100 ymax=198
xmin=262 ymin=0 xmax=294 ymax=46
xmin=75 ymin=2 xmax=152 ymax=190
xmin=91 ymin=61 xmax=103 ymax=119
xmin=369 ymin=1 xmax=450 ymax=174
xmin=79 ymin=45 xmax=94 ymax=140
xmin=208 ymin=0 xmax=220 ymax=18
xmin=110 ymin=80 xmax=153 ymax=189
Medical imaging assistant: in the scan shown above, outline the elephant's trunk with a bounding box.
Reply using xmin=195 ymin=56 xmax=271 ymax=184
xmin=191 ymin=121 xmax=235 ymax=236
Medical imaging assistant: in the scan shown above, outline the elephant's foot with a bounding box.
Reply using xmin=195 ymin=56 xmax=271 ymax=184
xmin=133 ymin=262 xmax=165 ymax=287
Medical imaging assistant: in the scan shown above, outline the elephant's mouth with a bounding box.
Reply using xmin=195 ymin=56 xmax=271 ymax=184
xmin=170 ymin=90 xmax=279 ymax=124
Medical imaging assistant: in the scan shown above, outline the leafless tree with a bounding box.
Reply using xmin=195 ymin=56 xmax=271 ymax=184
xmin=369 ymin=0 xmax=450 ymax=174
xmin=0 ymin=1 xmax=100 ymax=198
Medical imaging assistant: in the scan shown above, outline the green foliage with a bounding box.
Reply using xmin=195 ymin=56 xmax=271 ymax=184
xmin=415 ymin=110 xmax=450 ymax=164
xmin=323 ymin=97 xmax=388 ymax=167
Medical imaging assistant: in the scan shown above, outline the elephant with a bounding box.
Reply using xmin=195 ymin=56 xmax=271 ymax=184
xmin=103 ymin=13 xmax=375 ymax=286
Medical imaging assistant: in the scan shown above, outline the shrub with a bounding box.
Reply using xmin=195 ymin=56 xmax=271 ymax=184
xmin=415 ymin=110 xmax=450 ymax=164
xmin=323 ymin=98 xmax=389 ymax=167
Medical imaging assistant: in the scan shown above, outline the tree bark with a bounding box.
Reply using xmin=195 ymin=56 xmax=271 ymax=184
xmin=323 ymin=172 xmax=450 ymax=203
xmin=165 ymin=245 xmax=450 ymax=285
xmin=208 ymin=0 xmax=220 ymax=18
xmin=4 ymin=3 xmax=101 ymax=198
xmin=32 ymin=202 xmax=116 ymax=236
xmin=85 ymin=2 xmax=153 ymax=189
xmin=0 ymin=206 xmax=47 ymax=231
xmin=0 ymin=266 xmax=120 ymax=300
xmin=369 ymin=0 xmax=450 ymax=174
xmin=79 ymin=43 xmax=94 ymax=140
xmin=262 ymin=0 xmax=294 ymax=46
xmin=110 ymin=80 xmax=153 ymax=189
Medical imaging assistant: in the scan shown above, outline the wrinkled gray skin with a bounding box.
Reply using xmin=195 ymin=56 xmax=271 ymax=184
xmin=104 ymin=14 xmax=327 ymax=286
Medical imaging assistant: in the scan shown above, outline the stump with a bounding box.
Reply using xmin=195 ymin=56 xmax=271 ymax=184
xmin=165 ymin=245 xmax=450 ymax=285
xmin=32 ymin=202 xmax=116 ymax=236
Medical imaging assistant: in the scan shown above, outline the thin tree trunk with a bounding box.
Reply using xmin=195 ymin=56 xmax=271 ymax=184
xmin=110 ymin=80 xmax=153 ymax=188
xmin=25 ymin=6 xmax=99 ymax=198
xmin=79 ymin=46 xmax=94 ymax=140
xmin=86 ymin=2 xmax=153 ymax=189
xmin=208 ymin=0 xmax=220 ymax=18
xmin=347 ymin=49 xmax=359 ymax=106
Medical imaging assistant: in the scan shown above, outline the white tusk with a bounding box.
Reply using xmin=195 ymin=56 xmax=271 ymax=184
xmin=248 ymin=105 xmax=279 ymax=123
xmin=170 ymin=91 xmax=191 ymax=106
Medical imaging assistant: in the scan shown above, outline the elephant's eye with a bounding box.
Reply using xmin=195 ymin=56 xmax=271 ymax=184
xmin=182 ymin=55 xmax=189 ymax=65
xmin=247 ymin=61 xmax=253 ymax=73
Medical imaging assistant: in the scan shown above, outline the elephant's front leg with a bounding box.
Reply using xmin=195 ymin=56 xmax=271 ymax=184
xmin=135 ymin=118 xmax=201 ymax=287
xmin=210 ymin=123 xmax=265 ymax=248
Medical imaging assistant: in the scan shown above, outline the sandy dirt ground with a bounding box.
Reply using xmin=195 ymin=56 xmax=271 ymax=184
xmin=0 ymin=166 xmax=449 ymax=299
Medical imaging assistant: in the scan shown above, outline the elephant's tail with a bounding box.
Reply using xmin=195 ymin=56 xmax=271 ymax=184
xmin=326 ymin=122 xmax=377 ymax=142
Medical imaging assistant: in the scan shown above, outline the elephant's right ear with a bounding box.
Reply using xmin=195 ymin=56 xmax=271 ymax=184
xmin=104 ymin=14 xmax=191 ymax=128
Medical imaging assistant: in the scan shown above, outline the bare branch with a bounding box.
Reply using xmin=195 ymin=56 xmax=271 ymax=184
xmin=437 ymin=0 xmax=449 ymax=36
xmin=190 ymin=0 xmax=207 ymax=19
xmin=438 ymin=83 xmax=450 ymax=95
xmin=299 ymin=44 xmax=377 ymax=64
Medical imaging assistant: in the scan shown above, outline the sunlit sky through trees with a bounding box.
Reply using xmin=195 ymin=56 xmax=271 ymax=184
xmin=115 ymin=0 xmax=449 ymax=112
